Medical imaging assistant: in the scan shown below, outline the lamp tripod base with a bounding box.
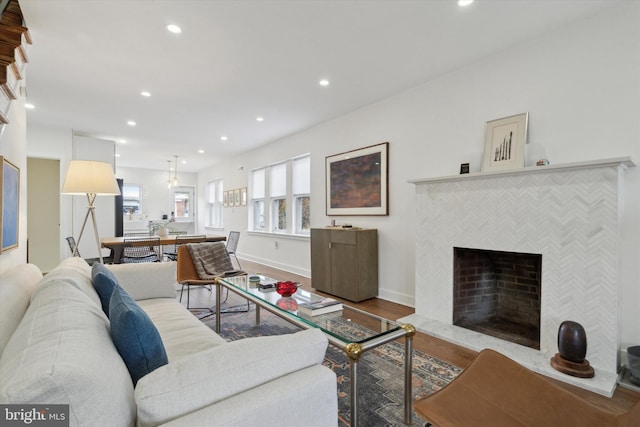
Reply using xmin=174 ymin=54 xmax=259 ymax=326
xmin=72 ymin=193 xmax=104 ymax=264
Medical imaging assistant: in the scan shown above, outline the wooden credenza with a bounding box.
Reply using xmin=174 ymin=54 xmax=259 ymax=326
xmin=310 ymin=228 xmax=378 ymax=302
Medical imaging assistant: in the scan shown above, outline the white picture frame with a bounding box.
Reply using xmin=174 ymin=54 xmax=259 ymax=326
xmin=481 ymin=113 xmax=528 ymax=172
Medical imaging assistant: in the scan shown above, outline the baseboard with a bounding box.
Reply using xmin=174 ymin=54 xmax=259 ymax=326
xmin=377 ymin=288 xmax=415 ymax=308
xmin=238 ymin=253 xmax=311 ymax=278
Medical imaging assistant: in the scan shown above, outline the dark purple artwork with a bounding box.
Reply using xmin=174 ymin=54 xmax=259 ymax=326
xmin=330 ymin=152 xmax=381 ymax=209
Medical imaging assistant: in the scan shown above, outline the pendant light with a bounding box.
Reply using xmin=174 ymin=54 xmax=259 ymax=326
xmin=173 ymin=155 xmax=179 ymax=187
xmin=167 ymin=160 xmax=172 ymax=189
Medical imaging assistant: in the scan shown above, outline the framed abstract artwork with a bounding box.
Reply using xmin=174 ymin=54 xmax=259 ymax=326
xmin=223 ymin=190 xmax=229 ymax=207
xmin=1 ymin=156 xmax=20 ymax=253
xmin=481 ymin=113 xmax=528 ymax=172
xmin=326 ymin=142 xmax=389 ymax=216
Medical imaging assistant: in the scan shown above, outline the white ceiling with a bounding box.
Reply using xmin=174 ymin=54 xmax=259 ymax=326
xmin=20 ymin=0 xmax=619 ymax=173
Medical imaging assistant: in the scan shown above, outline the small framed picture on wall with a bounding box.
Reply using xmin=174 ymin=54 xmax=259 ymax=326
xmin=223 ymin=191 xmax=229 ymax=207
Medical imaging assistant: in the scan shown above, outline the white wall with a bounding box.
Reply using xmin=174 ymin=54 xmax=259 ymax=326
xmin=116 ymin=166 xmax=197 ymax=232
xmin=196 ymin=3 xmax=640 ymax=348
xmin=26 ymin=124 xmax=73 ymax=262
xmin=0 ymin=93 xmax=28 ymax=274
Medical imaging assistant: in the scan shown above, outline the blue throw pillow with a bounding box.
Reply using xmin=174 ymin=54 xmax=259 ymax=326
xmin=91 ymin=263 xmax=119 ymax=316
xmin=109 ymin=285 xmax=168 ymax=385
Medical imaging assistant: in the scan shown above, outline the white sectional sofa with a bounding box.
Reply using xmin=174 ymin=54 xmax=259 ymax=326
xmin=0 ymin=258 xmax=338 ymax=426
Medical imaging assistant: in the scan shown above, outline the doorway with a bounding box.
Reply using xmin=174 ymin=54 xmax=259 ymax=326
xmin=27 ymin=157 xmax=61 ymax=273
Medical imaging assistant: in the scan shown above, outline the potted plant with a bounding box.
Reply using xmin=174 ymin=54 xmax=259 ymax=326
xmin=149 ymin=218 xmax=174 ymax=237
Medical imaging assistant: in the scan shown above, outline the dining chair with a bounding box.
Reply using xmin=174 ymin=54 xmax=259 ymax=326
xmin=164 ymin=234 xmax=206 ymax=261
xmin=66 ymin=236 xmax=112 ymax=265
xmin=121 ymin=236 xmax=161 ymax=263
xmin=226 ymin=231 xmax=241 ymax=269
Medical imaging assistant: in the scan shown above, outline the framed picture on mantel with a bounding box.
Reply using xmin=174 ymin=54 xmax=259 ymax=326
xmin=481 ymin=113 xmax=528 ymax=172
xmin=326 ymin=142 xmax=389 ymax=216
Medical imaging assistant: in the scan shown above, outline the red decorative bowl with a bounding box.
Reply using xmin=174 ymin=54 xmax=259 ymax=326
xmin=275 ymin=281 xmax=299 ymax=297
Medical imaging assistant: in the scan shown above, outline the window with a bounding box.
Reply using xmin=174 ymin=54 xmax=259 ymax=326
xmin=207 ymin=179 xmax=223 ymax=228
xmin=173 ymin=186 xmax=194 ymax=220
xmin=254 ymin=200 xmax=265 ymax=229
xmin=249 ymin=154 xmax=310 ymax=235
xmin=293 ymin=155 xmax=311 ymax=234
xmin=122 ymin=184 xmax=142 ymax=215
xmin=270 ymin=162 xmax=287 ymax=232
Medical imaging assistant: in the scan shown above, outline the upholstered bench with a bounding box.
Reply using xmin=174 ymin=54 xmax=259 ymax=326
xmin=414 ymin=349 xmax=640 ymax=427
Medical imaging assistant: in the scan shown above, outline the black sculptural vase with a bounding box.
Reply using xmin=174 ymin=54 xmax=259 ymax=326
xmin=557 ymin=320 xmax=587 ymax=363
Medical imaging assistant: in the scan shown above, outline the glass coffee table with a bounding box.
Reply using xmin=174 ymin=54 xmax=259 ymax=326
xmin=215 ymin=275 xmax=415 ymax=426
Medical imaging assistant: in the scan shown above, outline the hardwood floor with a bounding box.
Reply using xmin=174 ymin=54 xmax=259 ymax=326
xmin=187 ymin=259 xmax=640 ymax=415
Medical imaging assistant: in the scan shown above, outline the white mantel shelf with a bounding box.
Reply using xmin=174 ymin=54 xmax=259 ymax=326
xmin=408 ymin=156 xmax=636 ymax=184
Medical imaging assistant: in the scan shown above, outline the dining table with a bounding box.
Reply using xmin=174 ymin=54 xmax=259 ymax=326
xmin=101 ymin=234 xmax=226 ymax=264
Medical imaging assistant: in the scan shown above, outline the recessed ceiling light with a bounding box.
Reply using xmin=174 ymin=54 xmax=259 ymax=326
xmin=458 ymin=0 xmax=473 ymax=6
xmin=221 ymin=136 xmax=228 ymax=141
xmin=256 ymin=117 xmax=264 ymax=122
xmin=140 ymin=91 xmax=151 ymax=97
xmin=117 ymin=139 xmax=127 ymax=144
xmin=181 ymin=160 xmax=187 ymax=164
xmin=319 ymin=79 xmax=330 ymax=87
xmin=115 ymin=153 xmax=121 ymax=158
xmin=166 ymin=24 xmax=181 ymax=34
xmin=25 ymin=103 xmax=34 ymax=109
xmin=198 ymin=149 xmax=204 ymax=154
xmin=127 ymin=120 xmax=136 ymax=126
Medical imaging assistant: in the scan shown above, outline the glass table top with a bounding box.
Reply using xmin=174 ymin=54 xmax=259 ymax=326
xmin=218 ymin=275 xmax=403 ymax=344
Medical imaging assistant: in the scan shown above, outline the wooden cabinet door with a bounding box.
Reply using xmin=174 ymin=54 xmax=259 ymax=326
xmin=331 ymin=238 xmax=358 ymax=300
xmin=310 ymin=229 xmax=331 ymax=292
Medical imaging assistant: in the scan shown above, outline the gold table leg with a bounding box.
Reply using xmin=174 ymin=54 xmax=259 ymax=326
xmin=345 ymin=343 xmax=364 ymax=426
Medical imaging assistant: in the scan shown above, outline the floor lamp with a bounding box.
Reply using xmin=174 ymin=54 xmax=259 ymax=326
xmin=62 ymin=160 xmax=120 ymax=264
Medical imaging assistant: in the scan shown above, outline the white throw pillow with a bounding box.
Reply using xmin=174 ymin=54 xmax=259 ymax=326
xmin=108 ymin=262 xmax=177 ymax=300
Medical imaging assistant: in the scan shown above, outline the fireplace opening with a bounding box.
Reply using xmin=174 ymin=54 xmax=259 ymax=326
xmin=453 ymin=247 xmax=541 ymax=350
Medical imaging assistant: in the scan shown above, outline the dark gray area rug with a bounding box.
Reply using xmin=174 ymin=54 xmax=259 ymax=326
xmin=201 ymin=308 xmax=461 ymax=426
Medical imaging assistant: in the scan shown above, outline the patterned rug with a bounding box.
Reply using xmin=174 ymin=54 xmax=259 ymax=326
xmin=201 ymin=308 xmax=461 ymax=426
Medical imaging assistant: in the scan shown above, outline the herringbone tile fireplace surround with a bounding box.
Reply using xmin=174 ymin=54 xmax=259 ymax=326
xmin=400 ymin=157 xmax=635 ymax=396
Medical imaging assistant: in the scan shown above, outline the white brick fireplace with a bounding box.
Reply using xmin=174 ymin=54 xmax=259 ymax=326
xmin=400 ymin=157 xmax=635 ymax=396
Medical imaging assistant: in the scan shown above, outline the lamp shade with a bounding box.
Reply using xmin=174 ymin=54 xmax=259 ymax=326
xmin=61 ymin=160 xmax=121 ymax=195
